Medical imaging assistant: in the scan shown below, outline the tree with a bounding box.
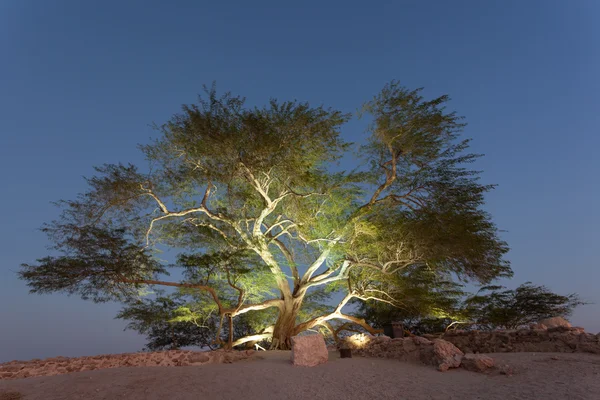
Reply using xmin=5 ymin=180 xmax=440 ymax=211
xmin=117 ymin=292 xmax=277 ymax=351
xmin=355 ymin=266 xmax=468 ymax=334
xmin=116 ymin=293 xmax=219 ymax=351
xmin=358 ymin=281 xmax=586 ymax=334
xmin=19 ymin=82 xmax=511 ymax=349
xmin=462 ymin=282 xmax=586 ymax=330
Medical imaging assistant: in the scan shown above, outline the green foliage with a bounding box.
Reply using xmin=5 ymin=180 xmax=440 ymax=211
xmin=116 ymin=293 xmax=217 ymax=350
xmin=357 ymin=280 xmax=586 ymax=333
xmin=463 ymin=282 xmax=587 ymax=330
xmin=19 ymin=81 xmax=512 ymax=349
xmin=354 ymin=266 xmax=467 ymax=332
xmin=19 ymin=226 xmax=165 ymax=302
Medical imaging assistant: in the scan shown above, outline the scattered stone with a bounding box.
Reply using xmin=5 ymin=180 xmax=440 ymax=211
xmin=498 ymin=363 xmax=515 ymax=376
xmin=291 ymin=334 xmax=328 ymax=367
xmin=461 ymin=354 xmax=495 ymax=373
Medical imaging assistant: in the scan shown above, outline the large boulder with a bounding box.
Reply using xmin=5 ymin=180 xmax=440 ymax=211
xmin=461 ymin=354 xmax=495 ymax=373
xmin=291 ymin=334 xmax=328 ymax=367
xmin=427 ymin=339 xmax=464 ymax=371
xmin=538 ymin=317 xmax=571 ymax=329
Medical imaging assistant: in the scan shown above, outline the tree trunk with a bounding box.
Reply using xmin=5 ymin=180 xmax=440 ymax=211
xmin=269 ymin=298 xmax=302 ymax=350
xmin=227 ymin=314 xmax=233 ymax=350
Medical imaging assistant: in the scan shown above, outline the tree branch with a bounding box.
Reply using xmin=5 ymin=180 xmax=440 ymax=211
xmin=118 ymin=278 xmax=225 ymax=313
xmin=301 ymin=238 xmax=342 ymax=284
xmin=233 ymin=299 xmax=283 ymax=316
xmin=293 ymin=291 xmax=383 ymax=335
xmin=231 ymin=332 xmax=272 ymax=348
xmin=269 ymin=238 xmax=300 ymax=286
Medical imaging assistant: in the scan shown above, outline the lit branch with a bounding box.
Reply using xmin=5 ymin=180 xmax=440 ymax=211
xmin=231 ymin=326 xmax=274 ymax=348
xmin=143 ymin=189 xmax=233 ymax=246
xmin=301 ymin=238 xmax=342 ymax=284
xmin=234 ymin=299 xmax=283 ymax=316
xmin=293 ymin=290 xmax=389 ymax=336
xmin=140 ymin=185 xmax=169 ymax=214
xmin=307 ymin=260 xmax=351 ymax=288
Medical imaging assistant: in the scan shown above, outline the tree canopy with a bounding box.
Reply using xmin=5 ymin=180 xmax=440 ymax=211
xmin=357 ymin=280 xmax=586 ymax=334
xmin=20 ymin=82 xmax=511 ymax=349
xmin=462 ymin=282 xmax=585 ymax=330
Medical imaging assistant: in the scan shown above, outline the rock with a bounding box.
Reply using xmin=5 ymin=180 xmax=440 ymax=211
xmin=461 ymin=354 xmax=495 ymax=373
xmin=547 ymin=326 xmax=572 ymax=334
xmin=531 ymin=323 xmax=548 ymax=330
xmin=291 ymin=334 xmax=329 ymax=367
xmin=0 ymin=365 xmax=24 ymax=373
xmin=539 ymin=317 xmax=571 ymax=329
xmin=187 ymin=352 xmax=210 ymax=365
xmin=498 ymin=363 xmax=514 ymax=375
xmin=0 ymin=391 xmax=24 ymax=400
xmin=412 ymin=336 xmax=432 ymax=346
xmin=429 ymin=339 xmax=464 ymax=372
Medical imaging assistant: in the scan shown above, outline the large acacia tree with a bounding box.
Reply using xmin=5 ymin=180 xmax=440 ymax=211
xmin=20 ymin=82 xmax=511 ymax=349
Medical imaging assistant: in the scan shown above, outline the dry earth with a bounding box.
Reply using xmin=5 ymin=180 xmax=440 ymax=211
xmin=1 ymin=351 xmax=600 ymax=400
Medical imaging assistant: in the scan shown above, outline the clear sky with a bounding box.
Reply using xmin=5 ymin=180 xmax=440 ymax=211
xmin=1 ymin=0 xmax=598 ymax=362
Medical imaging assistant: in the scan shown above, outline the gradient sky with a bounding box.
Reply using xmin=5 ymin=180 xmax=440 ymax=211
xmin=1 ymin=0 xmax=599 ymax=363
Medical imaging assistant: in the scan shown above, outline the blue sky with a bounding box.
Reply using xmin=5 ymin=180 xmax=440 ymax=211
xmin=1 ymin=0 xmax=598 ymax=362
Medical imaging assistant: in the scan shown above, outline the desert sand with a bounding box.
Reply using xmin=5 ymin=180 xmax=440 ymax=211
xmin=1 ymin=351 xmax=600 ymax=400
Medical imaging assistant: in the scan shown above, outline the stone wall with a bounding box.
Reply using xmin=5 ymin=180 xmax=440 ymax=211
xmin=340 ymin=335 xmax=466 ymax=371
xmin=424 ymin=326 xmax=600 ymax=354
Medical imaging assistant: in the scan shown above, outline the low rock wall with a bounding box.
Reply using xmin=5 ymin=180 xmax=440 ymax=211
xmin=340 ymin=335 xmax=466 ymax=371
xmin=0 ymin=349 xmax=254 ymax=380
xmin=426 ymin=326 xmax=600 ymax=354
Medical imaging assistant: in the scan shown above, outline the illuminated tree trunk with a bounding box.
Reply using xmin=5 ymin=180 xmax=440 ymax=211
xmin=270 ymin=297 xmax=303 ymax=350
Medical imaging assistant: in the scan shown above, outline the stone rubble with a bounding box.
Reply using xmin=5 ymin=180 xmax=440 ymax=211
xmin=0 ymin=349 xmax=254 ymax=380
xmin=340 ymin=334 xmax=465 ymax=372
xmin=340 ymin=324 xmax=600 ymax=373
xmin=427 ymin=325 xmax=600 ymax=354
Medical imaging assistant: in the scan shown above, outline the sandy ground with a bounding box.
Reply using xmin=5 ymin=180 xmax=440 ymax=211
xmin=1 ymin=351 xmax=600 ymax=400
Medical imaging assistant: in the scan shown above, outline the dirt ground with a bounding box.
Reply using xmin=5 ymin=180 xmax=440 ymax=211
xmin=1 ymin=351 xmax=600 ymax=400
